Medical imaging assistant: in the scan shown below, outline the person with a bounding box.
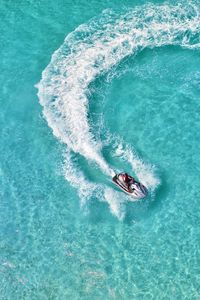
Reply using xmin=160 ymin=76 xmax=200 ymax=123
xmin=120 ymin=173 xmax=135 ymax=189
xmin=122 ymin=173 xmax=129 ymax=183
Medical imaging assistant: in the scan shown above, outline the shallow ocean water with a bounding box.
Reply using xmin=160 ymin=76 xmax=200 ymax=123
xmin=1 ymin=0 xmax=200 ymax=299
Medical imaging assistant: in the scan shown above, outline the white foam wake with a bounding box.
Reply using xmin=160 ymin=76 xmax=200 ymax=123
xmin=37 ymin=2 xmax=200 ymax=218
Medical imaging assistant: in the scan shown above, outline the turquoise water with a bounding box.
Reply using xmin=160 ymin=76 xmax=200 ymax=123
xmin=1 ymin=0 xmax=200 ymax=298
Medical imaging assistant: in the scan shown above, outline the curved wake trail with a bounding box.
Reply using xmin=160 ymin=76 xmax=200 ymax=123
xmin=37 ymin=2 xmax=200 ymax=219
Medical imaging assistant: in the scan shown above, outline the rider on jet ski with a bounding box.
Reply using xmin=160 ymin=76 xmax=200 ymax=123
xmin=119 ymin=172 xmax=136 ymax=190
xmin=112 ymin=172 xmax=148 ymax=198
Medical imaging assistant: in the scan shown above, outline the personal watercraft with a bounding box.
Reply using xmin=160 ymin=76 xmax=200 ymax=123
xmin=112 ymin=172 xmax=148 ymax=199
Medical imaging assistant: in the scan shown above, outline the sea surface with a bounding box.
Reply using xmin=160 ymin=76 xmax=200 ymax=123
xmin=1 ymin=0 xmax=200 ymax=299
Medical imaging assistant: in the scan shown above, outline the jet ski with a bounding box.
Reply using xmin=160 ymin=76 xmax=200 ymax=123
xmin=112 ymin=172 xmax=148 ymax=199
